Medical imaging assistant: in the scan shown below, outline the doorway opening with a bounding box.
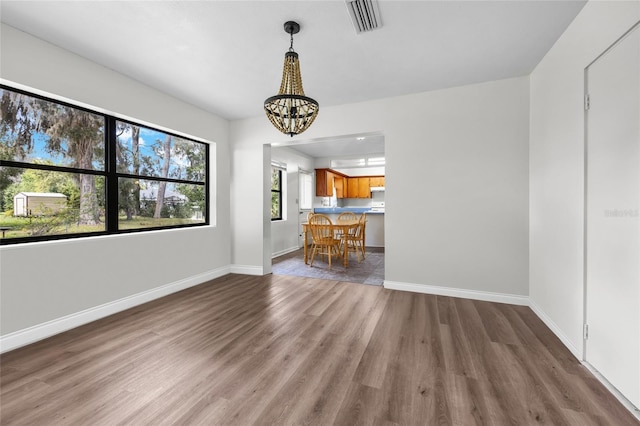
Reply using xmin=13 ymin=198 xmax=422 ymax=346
xmin=268 ymin=132 xmax=386 ymax=285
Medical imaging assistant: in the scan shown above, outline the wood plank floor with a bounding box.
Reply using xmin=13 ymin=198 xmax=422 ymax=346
xmin=1 ymin=274 xmax=638 ymax=425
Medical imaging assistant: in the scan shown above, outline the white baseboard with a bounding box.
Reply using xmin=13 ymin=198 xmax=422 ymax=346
xmin=272 ymin=246 xmax=300 ymax=259
xmin=0 ymin=266 xmax=231 ymax=353
xmin=529 ymin=302 xmax=640 ymax=418
xmin=383 ymin=280 xmax=529 ymax=306
xmin=582 ymin=362 xmax=640 ymax=420
xmin=230 ymin=264 xmax=264 ymax=275
xmin=528 ymin=300 xmax=581 ymax=360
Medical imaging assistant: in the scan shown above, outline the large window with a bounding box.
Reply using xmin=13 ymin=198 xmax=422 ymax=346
xmin=0 ymin=86 xmax=209 ymax=244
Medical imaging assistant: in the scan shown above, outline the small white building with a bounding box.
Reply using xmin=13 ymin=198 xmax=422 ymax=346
xmin=13 ymin=192 xmax=68 ymax=217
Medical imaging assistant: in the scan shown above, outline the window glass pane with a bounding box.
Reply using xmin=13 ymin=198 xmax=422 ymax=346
xmin=367 ymin=157 xmax=385 ymax=166
xmin=271 ymin=168 xmax=281 ymax=190
xmin=118 ymin=178 xmax=205 ymax=229
xmin=271 ymin=168 xmax=282 ymax=220
xmin=0 ymin=167 xmax=106 ymax=239
xmin=116 ymin=122 xmax=206 ymax=182
xmin=330 ymin=158 xmax=365 ymax=168
xmin=300 ymin=172 xmax=312 ymax=210
xmin=271 ymin=191 xmax=281 ymax=219
xmin=0 ymin=88 xmax=105 ymax=170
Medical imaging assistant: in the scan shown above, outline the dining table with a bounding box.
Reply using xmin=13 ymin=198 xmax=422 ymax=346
xmin=301 ymin=219 xmax=364 ymax=267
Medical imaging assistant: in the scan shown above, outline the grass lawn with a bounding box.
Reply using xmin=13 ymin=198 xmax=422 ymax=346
xmin=0 ymin=213 xmax=203 ymax=240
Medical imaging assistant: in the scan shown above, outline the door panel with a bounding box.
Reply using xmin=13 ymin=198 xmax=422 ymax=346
xmin=585 ymin=23 xmax=640 ymax=407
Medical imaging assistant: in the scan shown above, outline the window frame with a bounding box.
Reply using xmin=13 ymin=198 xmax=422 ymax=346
xmin=0 ymin=84 xmax=210 ymax=245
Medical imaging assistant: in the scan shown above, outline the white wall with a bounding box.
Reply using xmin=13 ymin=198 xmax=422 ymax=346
xmin=231 ymin=76 xmax=530 ymax=302
xmin=529 ymin=1 xmax=640 ymax=357
xmin=271 ymin=146 xmax=315 ymax=257
xmin=0 ymin=25 xmax=231 ymax=343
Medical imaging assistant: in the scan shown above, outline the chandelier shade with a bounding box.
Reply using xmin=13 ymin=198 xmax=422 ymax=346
xmin=264 ymin=22 xmax=319 ymax=137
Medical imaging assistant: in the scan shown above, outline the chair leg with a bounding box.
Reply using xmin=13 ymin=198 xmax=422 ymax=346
xmin=310 ymin=245 xmax=317 ymax=267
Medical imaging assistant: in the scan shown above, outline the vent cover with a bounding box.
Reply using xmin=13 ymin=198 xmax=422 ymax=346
xmin=346 ymin=0 xmax=382 ymax=33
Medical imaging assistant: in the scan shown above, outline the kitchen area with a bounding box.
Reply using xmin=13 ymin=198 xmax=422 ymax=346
xmin=270 ymin=134 xmax=385 ymax=283
xmin=312 ymin=167 xmax=385 ymax=247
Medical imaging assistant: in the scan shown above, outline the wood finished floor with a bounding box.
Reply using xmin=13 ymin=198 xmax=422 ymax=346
xmin=1 ymin=274 xmax=638 ymax=425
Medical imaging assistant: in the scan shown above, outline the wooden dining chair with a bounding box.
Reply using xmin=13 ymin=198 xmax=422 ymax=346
xmin=337 ymin=211 xmax=358 ymax=221
xmin=358 ymin=212 xmax=367 ymax=259
xmin=308 ymin=214 xmax=342 ymax=269
xmin=336 ymin=211 xmax=358 ymax=251
xmin=344 ymin=213 xmax=366 ymax=262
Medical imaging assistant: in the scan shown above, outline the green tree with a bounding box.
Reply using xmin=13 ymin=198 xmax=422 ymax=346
xmin=41 ymin=104 xmax=103 ymax=225
xmin=153 ymin=135 xmax=172 ymax=219
xmin=173 ymin=138 xmax=206 ymax=216
xmin=115 ymin=123 xmax=141 ymax=220
xmin=0 ymin=89 xmax=104 ymax=225
xmin=2 ymin=164 xmax=80 ymax=212
xmin=0 ymin=90 xmax=43 ymax=193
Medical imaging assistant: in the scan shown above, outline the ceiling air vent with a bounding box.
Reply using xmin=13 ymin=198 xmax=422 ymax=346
xmin=346 ymin=0 xmax=382 ymax=34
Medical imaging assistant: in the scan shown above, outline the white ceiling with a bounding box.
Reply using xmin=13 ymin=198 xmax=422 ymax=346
xmin=0 ymin=0 xmax=586 ymax=157
xmin=273 ymin=132 xmax=386 ymax=158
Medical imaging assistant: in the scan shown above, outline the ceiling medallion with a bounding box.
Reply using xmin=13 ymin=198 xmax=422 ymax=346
xmin=264 ymin=21 xmax=319 ymax=137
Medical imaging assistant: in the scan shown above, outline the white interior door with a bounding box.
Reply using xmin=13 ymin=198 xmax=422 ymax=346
xmin=585 ymin=22 xmax=640 ymax=408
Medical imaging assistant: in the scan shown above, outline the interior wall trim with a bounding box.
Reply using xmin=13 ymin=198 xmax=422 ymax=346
xmin=0 ymin=266 xmax=231 ymax=354
xmin=229 ymin=265 xmax=264 ymax=275
xmin=383 ymin=280 xmax=529 ymax=306
xmin=583 ymin=361 xmax=640 ymax=420
xmin=529 ymin=299 xmax=581 ymax=360
xmin=272 ymin=246 xmax=300 ymax=259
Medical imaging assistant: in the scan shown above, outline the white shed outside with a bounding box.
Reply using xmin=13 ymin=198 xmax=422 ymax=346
xmin=13 ymin=192 xmax=68 ymax=217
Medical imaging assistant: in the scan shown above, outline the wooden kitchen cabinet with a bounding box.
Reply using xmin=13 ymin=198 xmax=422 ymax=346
xmin=318 ymin=170 xmax=384 ymax=198
xmin=315 ymin=169 xmax=350 ymax=197
xmin=347 ymin=178 xmax=359 ymax=198
xmin=369 ymin=176 xmax=385 ymax=187
xmin=346 ymin=177 xmax=372 ymax=198
xmin=315 ymin=169 xmax=333 ymax=196
xmin=334 ymin=177 xmax=346 ymax=198
xmin=358 ymin=177 xmax=371 ymax=198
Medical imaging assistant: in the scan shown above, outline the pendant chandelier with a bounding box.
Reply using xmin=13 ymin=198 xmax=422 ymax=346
xmin=264 ymin=21 xmax=319 ymax=137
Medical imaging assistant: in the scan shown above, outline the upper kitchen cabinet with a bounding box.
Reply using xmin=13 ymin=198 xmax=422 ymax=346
xmin=346 ymin=178 xmax=359 ymax=198
xmin=334 ymin=176 xmax=347 ymax=199
xmin=316 ymin=169 xmax=349 ymax=197
xmin=317 ymin=169 xmax=384 ymax=198
xmin=347 ymin=177 xmax=372 ymax=198
xmin=369 ymin=176 xmax=385 ymax=187
xmin=358 ymin=177 xmax=371 ymax=198
xmin=315 ymin=169 xmax=333 ymax=196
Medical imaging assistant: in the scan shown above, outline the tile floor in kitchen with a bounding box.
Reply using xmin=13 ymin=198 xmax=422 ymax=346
xmin=271 ymin=247 xmax=384 ymax=286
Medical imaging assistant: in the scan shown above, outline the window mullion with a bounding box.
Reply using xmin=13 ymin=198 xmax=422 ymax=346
xmin=105 ymin=117 xmax=119 ymax=232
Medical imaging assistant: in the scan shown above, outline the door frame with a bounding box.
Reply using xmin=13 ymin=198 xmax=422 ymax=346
xmin=583 ymin=19 xmax=640 ymax=411
xmin=298 ymin=169 xmax=313 ymax=248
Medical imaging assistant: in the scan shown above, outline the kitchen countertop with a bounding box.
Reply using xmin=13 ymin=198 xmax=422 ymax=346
xmin=314 ymin=207 xmax=384 ymax=215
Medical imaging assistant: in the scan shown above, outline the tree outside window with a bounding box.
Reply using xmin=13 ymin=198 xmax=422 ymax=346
xmin=271 ymin=167 xmax=283 ymax=220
